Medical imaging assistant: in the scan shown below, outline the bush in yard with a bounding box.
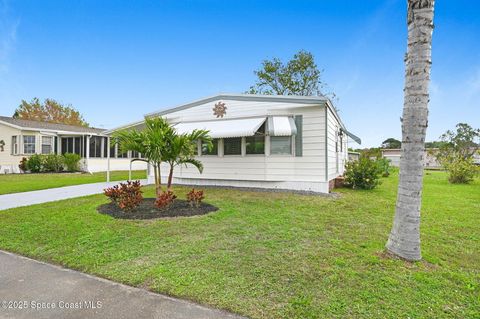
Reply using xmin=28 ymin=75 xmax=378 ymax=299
xmin=155 ymin=190 xmax=177 ymax=209
xmin=104 ymin=180 xmax=143 ymax=211
xmin=443 ymin=157 xmax=478 ymax=184
xmin=42 ymin=154 xmax=64 ymax=172
xmin=26 ymin=154 xmax=43 ymax=173
xmin=344 ymin=157 xmax=381 ymax=190
xmin=376 ymin=158 xmax=391 ymax=177
xmin=18 ymin=157 xmax=28 ymax=172
xmin=186 ymin=188 xmax=205 ymax=207
xmin=104 ymin=185 xmax=121 ymax=204
xmin=63 ymin=153 xmax=81 ymax=172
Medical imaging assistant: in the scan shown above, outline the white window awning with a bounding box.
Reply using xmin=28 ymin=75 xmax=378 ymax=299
xmin=173 ymin=117 xmax=266 ymax=138
xmin=267 ymin=116 xmax=297 ymax=136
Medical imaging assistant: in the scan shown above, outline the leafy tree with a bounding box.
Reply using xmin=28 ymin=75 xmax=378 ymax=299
xmin=13 ymin=98 xmax=89 ymax=127
xmin=437 ymin=123 xmax=480 ymax=160
xmin=425 ymin=141 xmax=447 ymax=149
xmin=435 ymin=123 xmax=480 ymax=184
xmin=354 ymin=147 xmax=382 ymax=159
xmin=386 ymin=0 xmax=435 ymax=261
xmin=247 ymin=50 xmax=333 ymax=98
xmin=381 ymin=138 xmax=401 ymax=149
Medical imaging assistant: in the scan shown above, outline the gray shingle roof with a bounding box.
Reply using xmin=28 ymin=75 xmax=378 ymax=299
xmin=0 ymin=116 xmax=106 ymax=134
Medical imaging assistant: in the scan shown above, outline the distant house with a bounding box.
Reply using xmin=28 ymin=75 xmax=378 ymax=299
xmin=381 ymin=148 xmax=480 ymax=168
xmin=381 ymin=149 xmax=402 ymax=167
xmin=107 ymin=94 xmax=361 ymax=193
xmin=348 ymin=151 xmax=360 ymax=161
xmin=0 ymin=116 xmax=147 ymax=174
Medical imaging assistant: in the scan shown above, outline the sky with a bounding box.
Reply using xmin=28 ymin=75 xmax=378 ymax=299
xmin=0 ymin=0 xmax=479 ymax=147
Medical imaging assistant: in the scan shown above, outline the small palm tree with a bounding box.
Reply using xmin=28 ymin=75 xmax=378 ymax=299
xmin=163 ymin=129 xmax=212 ymax=189
xmin=114 ymin=116 xmax=212 ymax=195
xmin=114 ymin=117 xmax=172 ymax=197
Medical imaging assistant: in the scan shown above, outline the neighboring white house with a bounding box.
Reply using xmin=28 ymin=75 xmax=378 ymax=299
xmin=382 ymin=148 xmax=480 ymax=168
xmin=107 ymin=94 xmax=361 ymax=193
xmin=0 ymin=116 xmax=147 ymax=174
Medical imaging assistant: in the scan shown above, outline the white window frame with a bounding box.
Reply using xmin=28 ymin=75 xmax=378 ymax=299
xmin=223 ymin=137 xmax=242 ymax=156
xmin=11 ymin=136 xmax=18 ymax=155
xmin=41 ymin=136 xmax=53 ymax=154
xmin=23 ymin=135 xmax=36 ymax=154
xmin=201 ymin=139 xmax=219 ymax=156
xmin=269 ymin=135 xmax=293 ymax=156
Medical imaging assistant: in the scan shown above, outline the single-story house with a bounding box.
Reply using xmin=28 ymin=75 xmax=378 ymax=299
xmin=107 ymin=94 xmax=361 ymax=193
xmin=348 ymin=151 xmax=360 ymax=161
xmin=382 ymin=148 xmax=480 ymax=168
xmin=0 ymin=116 xmax=147 ymax=174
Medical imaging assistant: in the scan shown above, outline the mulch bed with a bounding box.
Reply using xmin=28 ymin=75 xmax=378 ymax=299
xmin=97 ymin=198 xmax=218 ymax=220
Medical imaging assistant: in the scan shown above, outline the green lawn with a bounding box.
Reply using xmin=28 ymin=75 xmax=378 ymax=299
xmin=0 ymin=171 xmax=478 ymax=318
xmin=0 ymin=170 xmax=147 ymax=195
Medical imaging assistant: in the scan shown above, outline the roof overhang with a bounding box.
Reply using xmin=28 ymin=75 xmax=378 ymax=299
xmin=105 ymin=94 xmax=361 ymax=144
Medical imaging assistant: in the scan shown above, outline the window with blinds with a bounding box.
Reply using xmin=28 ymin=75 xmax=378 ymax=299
xmin=224 ymin=137 xmax=242 ymax=155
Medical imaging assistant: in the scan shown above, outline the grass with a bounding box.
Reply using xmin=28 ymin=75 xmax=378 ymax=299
xmin=0 ymin=170 xmax=148 ymax=195
xmin=0 ymin=171 xmax=478 ymax=318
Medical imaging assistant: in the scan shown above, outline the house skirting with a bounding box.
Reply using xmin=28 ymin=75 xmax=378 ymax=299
xmin=148 ymin=176 xmax=331 ymax=193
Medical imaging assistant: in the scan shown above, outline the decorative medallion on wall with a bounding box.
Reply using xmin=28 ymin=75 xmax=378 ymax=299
xmin=213 ymin=101 xmax=227 ymax=118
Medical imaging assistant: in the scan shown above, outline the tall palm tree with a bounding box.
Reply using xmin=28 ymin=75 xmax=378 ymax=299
xmin=114 ymin=117 xmax=173 ymax=197
xmin=386 ymin=0 xmax=435 ymax=261
xmin=163 ymin=129 xmax=212 ymax=190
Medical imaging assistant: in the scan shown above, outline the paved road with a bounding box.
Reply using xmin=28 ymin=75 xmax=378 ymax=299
xmin=0 ymin=180 xmax=149 ymax=210
xmin=0 ymin=251 xmax=245 ymax=319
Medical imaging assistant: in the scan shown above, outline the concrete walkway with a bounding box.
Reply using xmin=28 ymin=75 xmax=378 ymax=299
xmin=0 ymin=251 xmax=245 ymax=319
xmin=0 ymin=180 xmax=149 ymax=210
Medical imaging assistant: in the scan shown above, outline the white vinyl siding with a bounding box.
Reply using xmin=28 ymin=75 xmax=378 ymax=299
xmin=155 ymin=104 xmax=327 ymax=183
xmin=326 ymin=107 xmax=348 ymax=179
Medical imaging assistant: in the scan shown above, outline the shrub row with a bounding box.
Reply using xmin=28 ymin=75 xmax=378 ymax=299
xmin=20 ymin=153 xmax=82 ymax=173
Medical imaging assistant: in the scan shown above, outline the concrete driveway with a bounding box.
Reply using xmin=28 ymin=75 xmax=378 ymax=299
xmin=0 ymin=251 xmax=245 ymax=319
xmin=0 ymin=180 xmax=148 ymax=210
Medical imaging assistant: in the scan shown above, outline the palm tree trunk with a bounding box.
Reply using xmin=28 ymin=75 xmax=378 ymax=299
xmin=153 ymin=164 xmax=159 ymax=197
xmin=156 ymin=163 xmax=162 ymax=196
xmin=386 ymin=0 xmax=435 ymax=261
xmin=167 ymin=164 xmax=174 ymax=190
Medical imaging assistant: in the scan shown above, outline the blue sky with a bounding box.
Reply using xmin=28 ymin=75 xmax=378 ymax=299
xmin=1 ymin=0 xmax=479 ymax=147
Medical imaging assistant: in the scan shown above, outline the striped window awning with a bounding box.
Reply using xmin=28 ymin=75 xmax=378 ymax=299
xmin=173 ymin=117 xmax=266 ymax=138
xmin=267 ymin=116 xmax=297 ymax=136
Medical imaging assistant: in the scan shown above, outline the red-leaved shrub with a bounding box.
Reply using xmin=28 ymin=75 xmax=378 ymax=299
xmin=18 ymin=157 xmax=28 ymax=172
xmin=155 ymin=190 xmax=177 ymax=209
xmin=104 ymin=185 xmax=121 ymax=204
xmin=186 ymin=188 xmax=204 ymax=207
xmin=104 ymin=180 xmax=143 ymax=211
